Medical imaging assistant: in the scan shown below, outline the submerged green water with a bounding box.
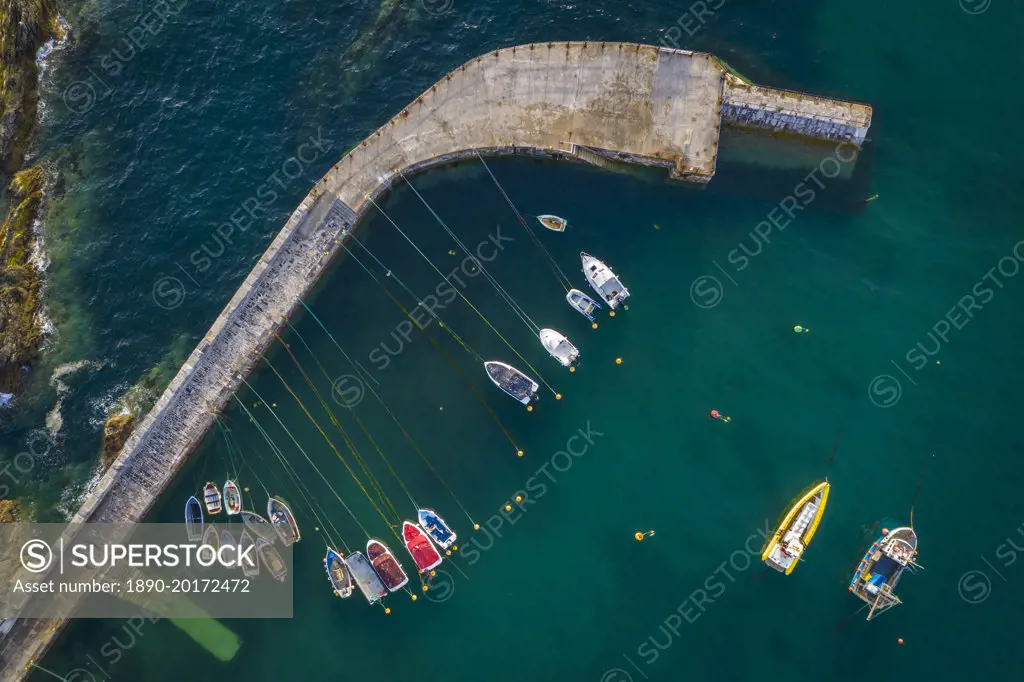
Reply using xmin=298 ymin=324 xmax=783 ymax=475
xmin=18 ymin=1 xmax=1024 ymax=681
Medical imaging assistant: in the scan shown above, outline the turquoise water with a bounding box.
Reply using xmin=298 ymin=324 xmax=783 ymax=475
xmin=12 ymin=0 xmax=1024 ymax=680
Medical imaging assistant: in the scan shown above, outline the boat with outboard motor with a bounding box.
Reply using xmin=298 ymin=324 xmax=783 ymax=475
xmin=484 ymin=361 xmax=539 ymax=405
xmin=762 ymin=481 xmax=830 ymax=575
xmin=267 ymin=497 xmax=301 ymax=546
xmin=324 ymin=547 xmax=354 ymax=598
xmin=539 ymin=328 xmax=580 ymax=368
xmin=566 ymin=288 xmax=602 ymax=322
xmin=537 ymin=214 xmax=567 ymax=232
xmin=346 ymin=551 xmax=388 ymax=605
xmin=223 ymin=480 xmax=241 ymax=516
xmin=581 ymin=252 xmax=629 ymax=309
xmin=418 ymin=508 xmax=457 ymax=550
xmin=403 ymin=521 xmax=443 ymax=574
xmin=367 ymin=539 xmax=409 ymax=592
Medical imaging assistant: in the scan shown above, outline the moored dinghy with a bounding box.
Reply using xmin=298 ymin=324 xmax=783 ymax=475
xmin=484 ymin=361 xmax=539 ymax=405
xmin=223 ymin=480 xmax=242 ymax=516
xmin=403 ymin=521 xmax=443 ymax=574
xmin=201 ymin=524 xmax=220 ymax=556
xmin=367 ymin=539 xmax=409 ymax=592
xmin=220 ymin=528 xmax=236 ymax=556
xmin=762 ymin=481 xmax=830 ymax=575
xmin=346 ymin=551 xmax=388 ymax=605
xmin=581 ymin=252 xmax=630 ymax=310
xmin=185 ymin=496 xmax=204 ymax=542
xmin=239 ymin=529 xmax=259 ymax=577
xmin=324 ymin=547 xmax=354 ymax=599
xmin=267 ymin=497 xmax=301 ymax=546
xmin=418 ymin=508 xmax=457 ymax=550
xmin=537 ymin=214 xmax=567 ymax=232
xmin=256 ymin=538 xmax=287 ymax=582
xmin=566 ymin=288 xmax=602 ymax=322
xmin=538 ymin=328 xmax=580 ymax=368
xmin=240 ymin=510 xmax=278 ymax=545
xmin=203 ymin=482 xmax=223 ymax=515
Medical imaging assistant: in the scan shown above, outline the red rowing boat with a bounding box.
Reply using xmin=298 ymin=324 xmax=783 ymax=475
xmin=403 ymin=521 xmax=443 ymax=573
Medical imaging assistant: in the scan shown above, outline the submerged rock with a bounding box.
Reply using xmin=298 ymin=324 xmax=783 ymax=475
xmin=0 ymin=499 xmax=17 ymax=523
xmin=101 ymin=412 xmax=134 ymax=470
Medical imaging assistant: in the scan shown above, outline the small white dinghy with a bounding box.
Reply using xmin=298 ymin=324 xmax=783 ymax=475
xmin=537 ymin=214 xmax=567 ymax=232
xmin=581 ymin=252 xmax=630 ymax=310
xmin=538 ymin=329 xmax=580 ymax=368
xmin=566 ymin=288 xmax=602 ymax=322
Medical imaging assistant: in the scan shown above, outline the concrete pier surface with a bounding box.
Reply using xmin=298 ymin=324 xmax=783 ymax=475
xmin=0 ymin=42 xmax=870 ymax=679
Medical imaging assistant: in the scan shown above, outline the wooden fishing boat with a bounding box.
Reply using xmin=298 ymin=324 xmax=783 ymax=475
xmin=484 ymin=361 xmax=539 ymax=405
xmin=185 ymin=496 xmax=204 ymax=542
xmin=240 ymin=510 xmax=278 ymax=545
xmin=346 ymin=551 xmax=388 ymax=605
xmin=761 ymin=481 xmax=830 ymax=575
xmin=267 ymin=497 xmax=301 ymax=546
xmin=403 ymin=521 xmax=443 ymax=574
xmin=367 ymin=539 xmax=409 ymax=592
xmin=256 ymin=538 xmax=287 ymax=582
xmin=324 ymin=547 xmax=354 ymax=599
xmin=581 ymin=252 xmax=630 ymax=310
xmin=537 ymin=214 xmax=567 ymax=232
xmin=418 ymin=508 xmax=457 ymax=550
xmin=538 ymin=328 xmax=580 ymax=368
xmin=203 ymin=482 xmax=223 ymax=515
xmin=239 ymin=529 xmax=260 ymax=577
xmin=223 ymin=480 xmax=242 ymax=516
xmin=849 ymin=526 xmax=921 ymax=620
xmin=566 ymin=288 xmax=602 ymax=322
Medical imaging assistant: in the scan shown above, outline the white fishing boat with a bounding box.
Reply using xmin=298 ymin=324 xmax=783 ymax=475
xmin=484 ymin=361 xmax=539 ymax=405
xmin=223 ymin=480 xmax=242 ymax=516
xmin=201 ymin=524 xmax=220 ymax=557
xmin=257 ymin=538 xmax=287 ymax=582
xmin=538 ymin=328 xmax=580 ymax=368
xmin=581 ymin=252 xmax=630 ymax=310
xmin=566 ymin=288 xmax=602 ymax=322
xmin=537 ymin=214 xmax=567 ymax=232
xmin=267 ymin=497 xmax=301 ymax=546
xmin=241 ymin=510 xmax=278 ymax=545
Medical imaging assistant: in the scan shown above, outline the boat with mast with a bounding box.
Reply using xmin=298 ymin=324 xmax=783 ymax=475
xmin=403 ymin=521 xmax=443 ymax=574
xmin=418 ymin=508 xmax=456 ymax=550
xmin=185 ymin=496 xmax=204 ymax=542
xmin=849 ymin=526 xmax=921 ymax=620
xmin=239 ymin=529 xmax=259 ymax=577
xmin=566 ymin=288 xmax=602 ymax=322
xmin=203 ymin=482 xmax=223 ymax=515
xmin=538 ymin=328 xmax=580 ymax=368
xmin=761 ymin=481 xmax=830 ymax=575
xmin=346 ymin=551 xmax=388 ymax=605
xmin=324 ymin=547 xmax=354 ymax=599
xmin=536 ymin=214 xmax=567 ymax=232
xmin=484 ymin=361 xmax=539 ymax=405
xmin=581 ymin=252 xmax=629 ymax=310
xmin=367 ymin=539 xmax=409 ymax=592
xmin=267 ymin=497 xmax=301 ymax=546
xmin=223 ymin=480 xmax=242 ymax=515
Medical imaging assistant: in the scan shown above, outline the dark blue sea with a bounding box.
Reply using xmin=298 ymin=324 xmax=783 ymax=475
xmin=5 ymin=0 xmax=1024 ymax=680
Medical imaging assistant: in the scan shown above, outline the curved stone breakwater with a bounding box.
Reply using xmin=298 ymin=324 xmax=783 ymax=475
xmin=0 ymin=42 xmax=870 ymax=678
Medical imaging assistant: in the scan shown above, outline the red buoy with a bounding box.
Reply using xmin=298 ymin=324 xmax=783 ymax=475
xmin=710 ymin=409 xmax=721 ymax=419
xmin=897 ymin=638 xmax=904 ymax=645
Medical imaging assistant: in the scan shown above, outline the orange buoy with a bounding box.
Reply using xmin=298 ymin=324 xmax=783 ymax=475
xmin=897 ymin=638 xmax=904 ymax=645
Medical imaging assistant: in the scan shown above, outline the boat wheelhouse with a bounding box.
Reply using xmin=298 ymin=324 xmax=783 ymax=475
xmin=581 ymin=252 xmax=630 ymax=310
xmin=849 ymin=526 xmax=921 ymax=620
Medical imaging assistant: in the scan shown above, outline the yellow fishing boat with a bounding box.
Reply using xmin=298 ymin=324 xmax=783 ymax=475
xmin=761 ymin=481 xmax=830 ymax=575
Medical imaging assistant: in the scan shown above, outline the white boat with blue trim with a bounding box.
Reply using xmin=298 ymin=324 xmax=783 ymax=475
xmin=566 ymin=288 xmax=602 ymax=322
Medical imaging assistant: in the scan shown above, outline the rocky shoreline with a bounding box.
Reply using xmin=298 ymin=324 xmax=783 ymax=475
xmin=0 ymin=0 xmax=60 ymax=396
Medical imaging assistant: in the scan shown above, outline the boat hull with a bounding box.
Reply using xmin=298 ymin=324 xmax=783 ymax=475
xmin=203 ymin=483 xmax=223 ymax=515
xmin=325 ymin=547 xmax=354 ymax=599
xmin=761 ymin=481 xmax=830 ymax=575
xmin=267 ymin=497 xmax=301 ymax=546
xmin=367 ymin=539 xmax=409 ymax=592
xmin=223 ymin=480 xmax=242 ymax=516
xmin=347 ymin=551 xmax=388 ymax=605
xmin=418 ymin=508 xmax=457 ymax=550
xmin=484 ymin=361 xmax=539 ymax=405
xmin=537 ymin=214 xmax=567 ymax=232
xmin=185 ymin=496 xmax=204 ymax=542
xmin=403 ymin=521 xmax=443 ymax=573
xmin=566 ymin=288 xmax=602 ymax=322
xmin=581 ymin=252 xmax=629 ymax=310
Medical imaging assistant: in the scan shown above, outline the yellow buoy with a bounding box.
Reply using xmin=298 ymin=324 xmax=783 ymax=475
xmin=609 ymin=311 xmax=616 ymax=318
xmin=569 ymin=366 xmax=576 ymax=373
xmin=422 ymin=584 xmax=429 ymax=592
xmin=439 ymin=406 xmax=444 ymax=411
xmin=384 ymin=607 xmax=392 ymax=614
xmin=526 ymin=405 xmax=533 ymax=412
xmin=516 ymin=449 xmax=524 ymax=457
xmin=446 ymin=549 xmax=452 ymax=556
xmin=634 ymin=532 xmax=644 ymax=542
xmin=615 ymin=358 xmax=623 ymax=365
xmin=473 ymin=523 xmax=481 ymax=530
xmin=429 ymin=570 xmax=437 ymax=578
xmin=592 ymin=322 xmax=598 ymax=330
xmin=515 ymin=495 xmax=523 ymax=503
xmin=505 ymin=504 xmax=512 ymax=512
xmin=451 ymin=544 xmax=458 ymax=551
xmin=555 ymin=393 xmax=563 ymax=400
xmin=411 ymin=594 xmax=418 ymax=601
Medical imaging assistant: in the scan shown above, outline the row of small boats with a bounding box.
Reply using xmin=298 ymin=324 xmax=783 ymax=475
xmin=484 ymin=232 xmax=631 ymax=405
xmin=185 ymin=485 xmax=301 ymax=583
xmin=323 ymin=508 xmax=456 ymax=606
xmin=761 ymin=480 xmax=922 ymax=620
